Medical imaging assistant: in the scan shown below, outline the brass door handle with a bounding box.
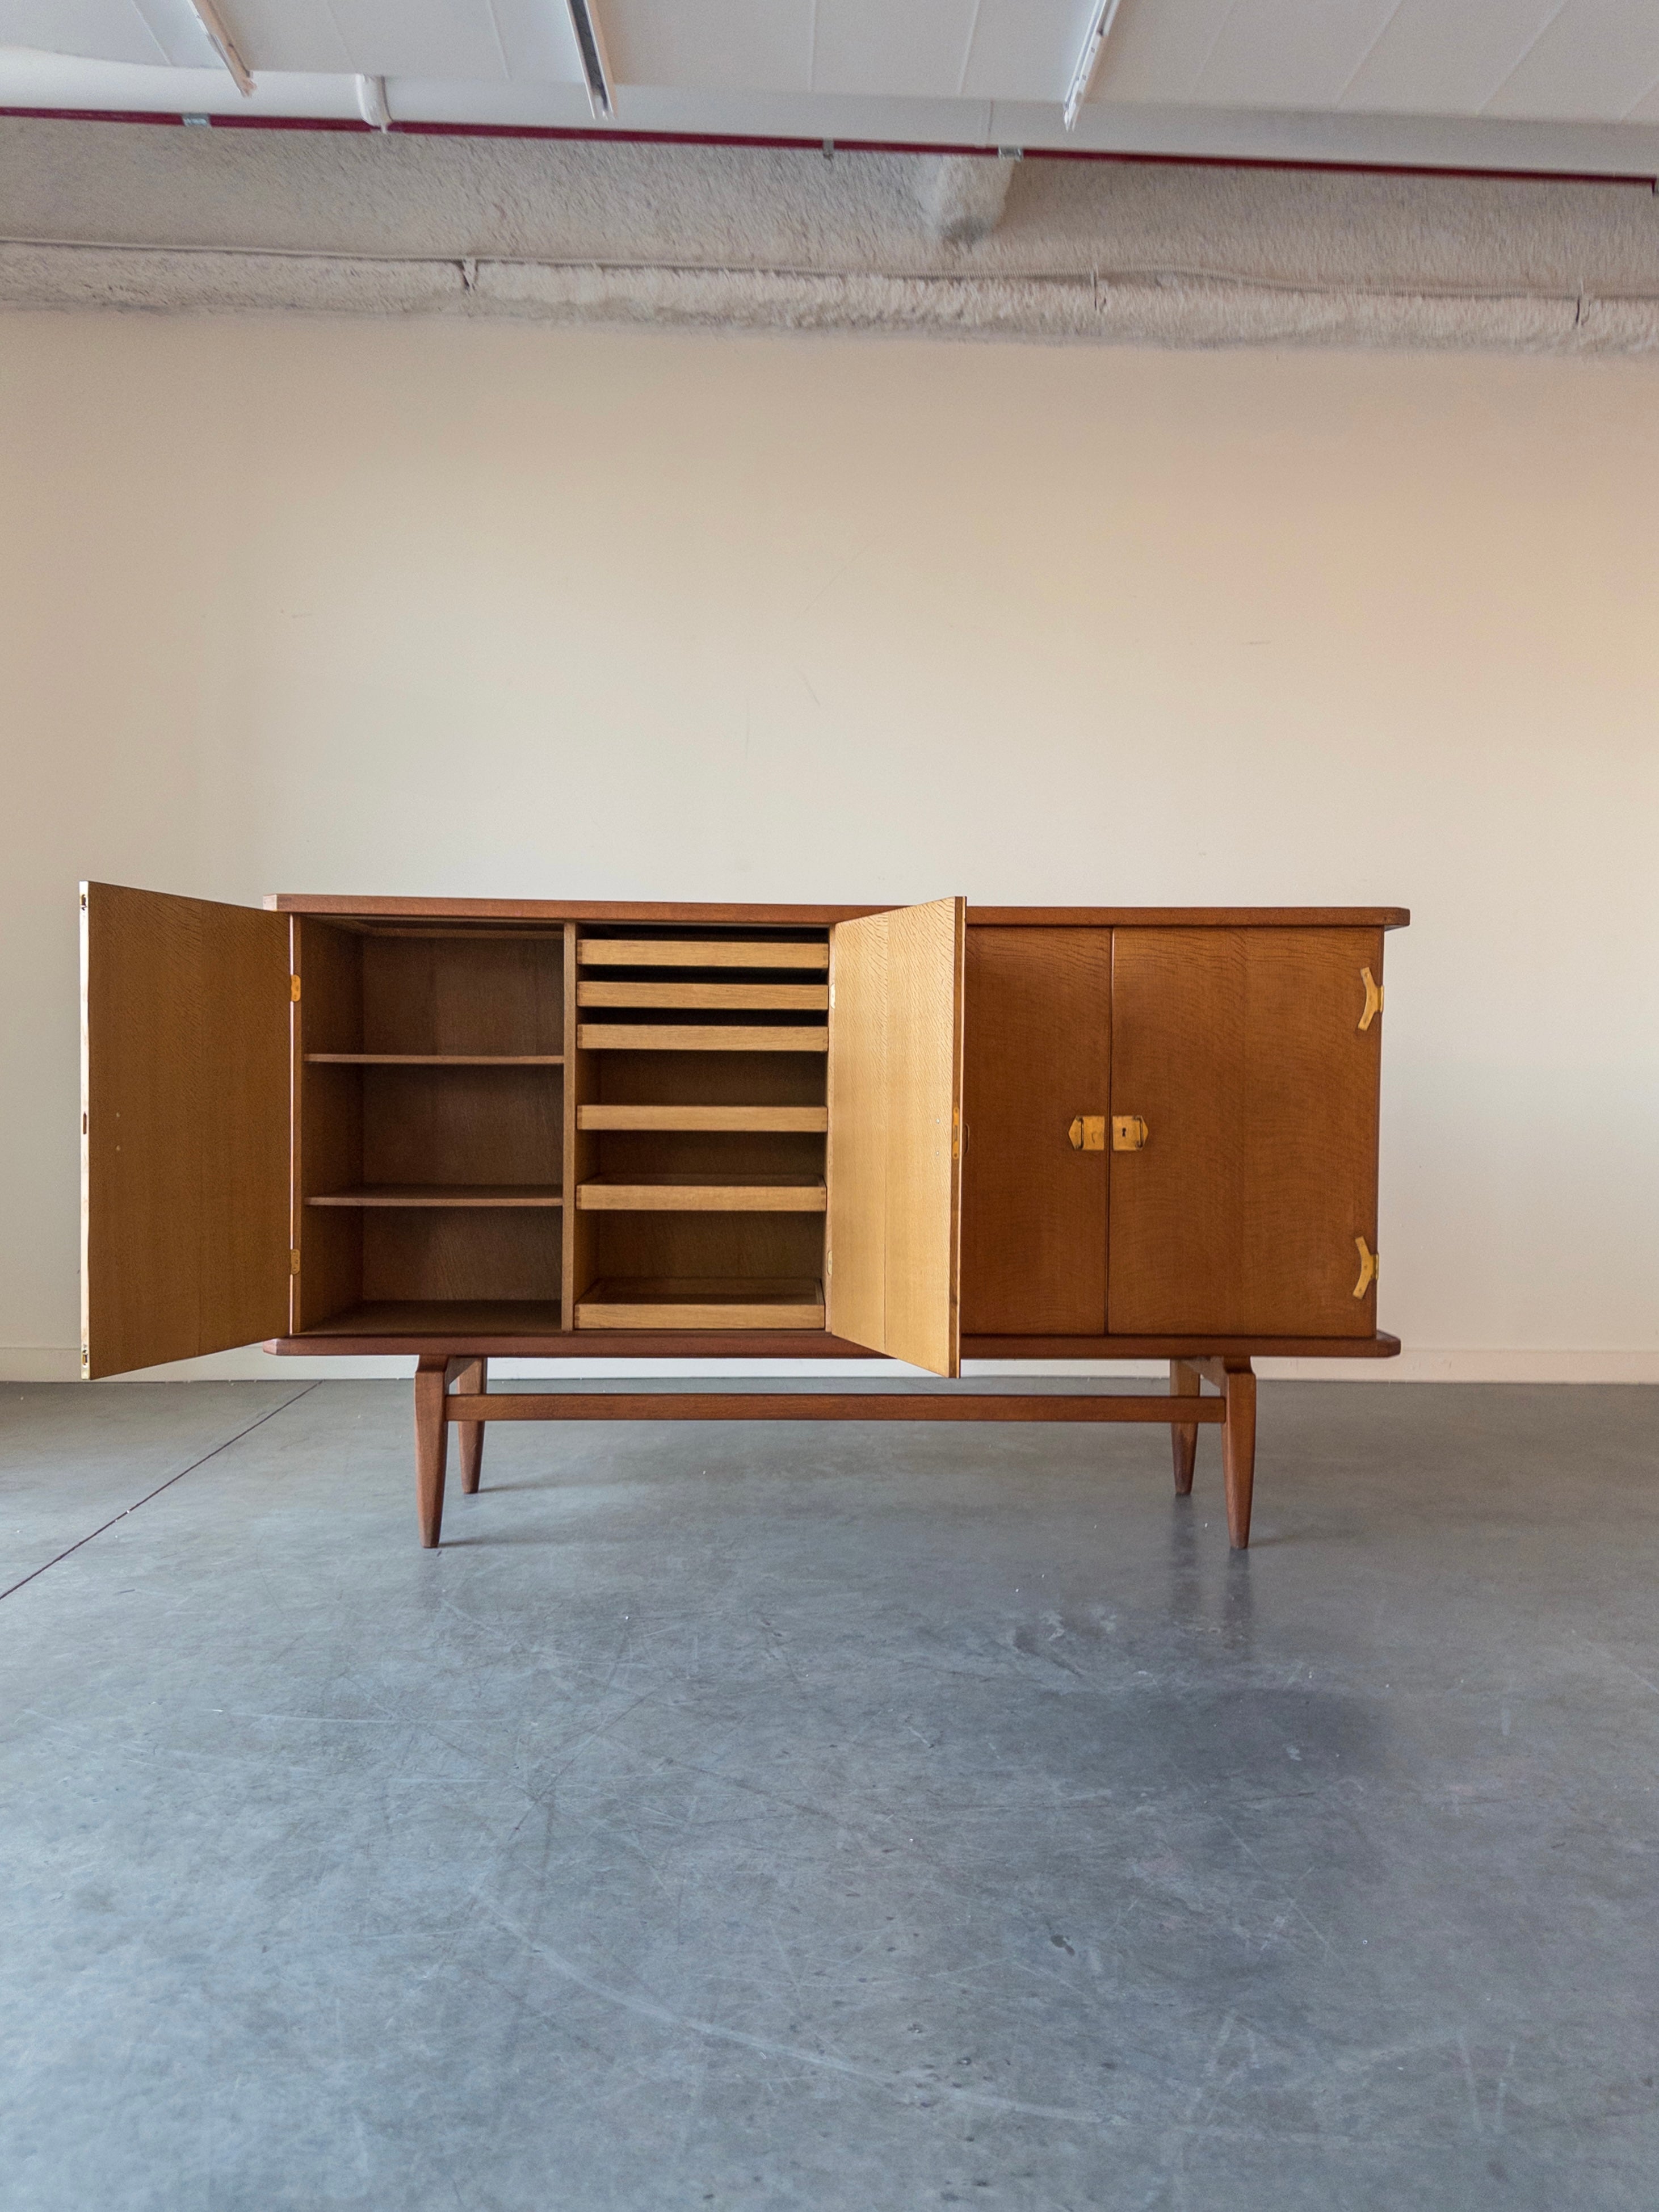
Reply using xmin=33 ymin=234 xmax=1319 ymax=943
xmin=1068 ymin=1115 xmax=1106 ymax=1151
xmin=1353 ymin=1235 xmax=1379 ymax=1298
xmin=1358 ymin=967 xmax=1384 ymax=1031
xmin=1112 ymin=1115 xmax=1148 ymax=1152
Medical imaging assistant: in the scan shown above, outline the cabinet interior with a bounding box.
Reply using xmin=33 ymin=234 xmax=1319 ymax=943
xmin=570 ymin=927 xmax=829 ymax=1330
xmin=296 ymin=920 xmax=568 ymax=1333
xmin=293 ymin=918 xmax=831 ymax=1336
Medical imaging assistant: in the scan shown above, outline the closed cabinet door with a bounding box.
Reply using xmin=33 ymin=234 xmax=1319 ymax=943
xmin=1107 ymin=928 xmax=1384 ymax=1338
xmin=959 ymin=927 xmax=1111 ymax=1335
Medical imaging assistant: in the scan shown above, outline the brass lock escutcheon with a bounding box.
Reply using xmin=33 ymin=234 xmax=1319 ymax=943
xmin=1068 ymin=1115 xmax=1106 ymax=1151
xmin=1112 ymin=1114 xmax=1149 ymax=1152
xmin=1353 ymin=1235 xmax=1379 ymax=1298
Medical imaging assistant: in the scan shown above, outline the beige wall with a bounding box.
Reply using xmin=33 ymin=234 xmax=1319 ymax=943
xmin=2 ymin=312 xmax=1654 ymax=1380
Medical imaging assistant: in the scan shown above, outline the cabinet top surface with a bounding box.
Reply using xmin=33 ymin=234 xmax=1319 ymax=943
xmin=270 ymin=896 xmax=1410 ymax=929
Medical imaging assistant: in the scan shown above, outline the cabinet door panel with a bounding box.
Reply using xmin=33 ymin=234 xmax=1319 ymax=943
xmin=826 ymin=898 xmax=965 ymax=1376
xmin=1107 ymin=928 xmax=1383 ymax=1337
xmin=961 ymin=927 xmax=1110 ymax=1334
xmin=82 ymin=883 xmax=292 ymax=1377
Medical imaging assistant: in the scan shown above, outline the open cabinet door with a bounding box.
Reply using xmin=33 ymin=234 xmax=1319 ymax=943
xmin=81 ymin=883 xmax=292 ymax=1378
xmin=826 ymin=897 xmax=966 ymax=1377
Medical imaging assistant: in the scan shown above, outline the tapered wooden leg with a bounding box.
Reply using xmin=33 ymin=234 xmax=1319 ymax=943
xmin=1170 ymin=1358 xmax=1200 ymax=1496
xmin=414 ymin=1354 xmax=450 ymax=1549
xmin=454 ymin=1357 xmax=486 ymax=1494
xmin=1220 ymin=1360 xmax=1257 ymax=1551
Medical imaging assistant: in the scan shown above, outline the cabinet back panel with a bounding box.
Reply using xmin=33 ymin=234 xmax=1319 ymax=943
xmin=594 ymin=1212 xmax=824 ymax=1283
xmin=363 ymin=934 xmax=564 ymax=1057
xmin=960 ymin=927 xmax=1111 ymax=1335
xmin=295 ymin=1062 xmax=364 ymax=1328
xmin=1107 ymin=927 xmax=1383 ymax=1336
xmin=596 ymin=1130 xmax=823 ymax=1182
xmin=362 ymin=1066 xmax=563 ymax=1187
xmin=596 ymin=1051 xmax=825 ymax=1107
xmin=363 ymin=1211 xmax=562 ymax=1303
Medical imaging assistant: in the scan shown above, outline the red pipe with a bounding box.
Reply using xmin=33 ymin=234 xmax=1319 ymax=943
xmin=1 ymin=104 xmax=1654 ymax=190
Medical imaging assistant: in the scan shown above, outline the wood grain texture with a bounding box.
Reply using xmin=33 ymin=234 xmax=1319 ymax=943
xmin=1107 ymin=928 xmax=1384 ymax=1337
xmin=579 ymin=1024 xmax=828 ymax=1052
xmin=580 ymin=940 xmax=829 ymax=969
xmin=577 ymin=1177 xmax=826 ymax=1212
xmin=1196 ymin=1358 xmax=1258 ymax=1549
xmin=962 ymin=1331 xmax=1401 ymax=1358
xmin=443 ymin=1391 xmax=1224 ymax=1425
xmin=579 ymin=1105 xmax=827 ymax=1132
xmin=414 ymin=1354 xmax=457 ymax=1546
xmin=363 ymin=931 xmax=563 ymax=1056
xmin=563 ymin=924 xmax=595 ymax=1329
xmin=306 ymin=1053 xmax=562 ymax=1065
xmin=82 ymin=883 xmax=291 ymax=1378
xmin=275 ymin=896 xmax=1405 ymax=930
xmin=275 ymin=1308 xmax=868 ymax=1355
xmin=1170 ymin=1357 xmax=1201 ymax=1494
xmin=576 ymin=1279 xmax=825 ymax=1329
xmin=969 ymin=908 xmax=1410 ymax=930
xmin=309 ymin=1185 xmax=563 ymax=1207
xmin=452 ymin=1355 xmax=486 ymax=1494
xmin=293 ymin=920 xmax=364 ymax=1332
xmin=960 ymin=927 xmax=1111 ymax=1335
xmin=825 ymin=897 xmax=965 ymax=1378
xmin=578 ymin=982 xmax=828 ymax=1011
xmin=360 ymin=1064 xmax=562 ymax=1190
xmin=362 ymin=1211 xmax=563 ymax=1304
xmin=278 ymin=897 xmax=885 ymax=924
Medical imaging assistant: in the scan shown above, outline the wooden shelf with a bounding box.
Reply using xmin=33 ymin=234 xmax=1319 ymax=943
xmin=305 ymin=1053 xmax=564 ymax=1065
xmin=576 ymin=1278 xmax=825 ymax=1330
xmin=578 ymin=981 xmax=827 ymax=1011
xmin=309 ymin=1066 xmax=570 ymax=1074
xmin=579 ymin=939 xmax=828 ymax=969
xmin=579 ymin=1023 xmax=826 ymax=1053
xmin=578 ymin=1103 xmax=827 ymax=1132
xmin=577 ymin=1176 xmax=825 ymax=1213
xmin=299 ymin=1300 xmax=564 ymax=1335
xmin=308 ymin=1185 xmax=565 ymax=1208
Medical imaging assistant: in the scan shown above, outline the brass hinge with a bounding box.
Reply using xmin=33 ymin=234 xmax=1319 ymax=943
xmin=80 ymin=1344 xmax=89 ymax=1371
xmin=290 ymin=974 xmax=302 ymax=1002
xmin=290 ymin=1248 xmax=301 ymax=1275
xmin=1353 ymin=1236 xmax=1378 ymax=1298
xmin=1358 ymin=967 xmax=1384 ymax=1031
xmin=1068 ymin=1114 xmax=1106 ymax=1151
xmin=1111 ymin=1114 xmax=1149 ymax=1152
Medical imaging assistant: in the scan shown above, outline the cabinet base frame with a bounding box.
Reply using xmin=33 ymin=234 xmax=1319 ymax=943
xmin=411 ymin=1354 xmax=1258 ymax=1552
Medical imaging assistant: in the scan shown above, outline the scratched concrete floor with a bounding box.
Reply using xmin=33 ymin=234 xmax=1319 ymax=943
xmin=0 ymin=1378 xmax=1656 ymax=2212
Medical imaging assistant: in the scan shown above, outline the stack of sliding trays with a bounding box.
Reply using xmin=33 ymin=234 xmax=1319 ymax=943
xmin=569 ymin=929 xmax=830 ymax=1330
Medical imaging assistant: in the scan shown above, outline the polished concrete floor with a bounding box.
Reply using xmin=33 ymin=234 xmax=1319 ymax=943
xmin=1 ymin=1378 xmax=1656 ymax=2211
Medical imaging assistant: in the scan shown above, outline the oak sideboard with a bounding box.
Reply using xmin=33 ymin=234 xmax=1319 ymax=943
xmin=80 ymin=889 xmax=1408 ymax=1548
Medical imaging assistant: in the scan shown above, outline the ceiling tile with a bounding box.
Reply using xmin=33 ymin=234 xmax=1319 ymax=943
xmin=0 ymin=0 xmax=166 ymax=65
xmin=603 ymin=0 xmax=813 ymax=94
xmin=217 ymin=0 xmax=353 ymax=74
xmin=489 ymin=0 xmax=583 ymax=82
xmin=1339 ymin=0 xmax=1563 ymax=116
xmin=961 ymin=0 xmax=1093 ymax=104
xmin=1195 ymin=0 xmax=1406 ymax=111
xmin=132 ymin=0 xmax=222 ymax=69
xmin=1092 ymin=0 xmax=1243 ymax=106
xmin=812 ymin=0 xmax=981 ymax=100
xmin=322 ymin=0 xmax=511 ymax=79
xmin=1483 ymin=0 xmax=1659 ymax=121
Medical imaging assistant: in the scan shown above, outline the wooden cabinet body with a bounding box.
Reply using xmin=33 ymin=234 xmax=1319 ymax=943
xmin=81 ymin=890 xmax=1406 ymax=1544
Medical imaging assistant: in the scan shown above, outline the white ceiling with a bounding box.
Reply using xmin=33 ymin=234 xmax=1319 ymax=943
xmin=6 ymin=0 xmax=1659 ymax=170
